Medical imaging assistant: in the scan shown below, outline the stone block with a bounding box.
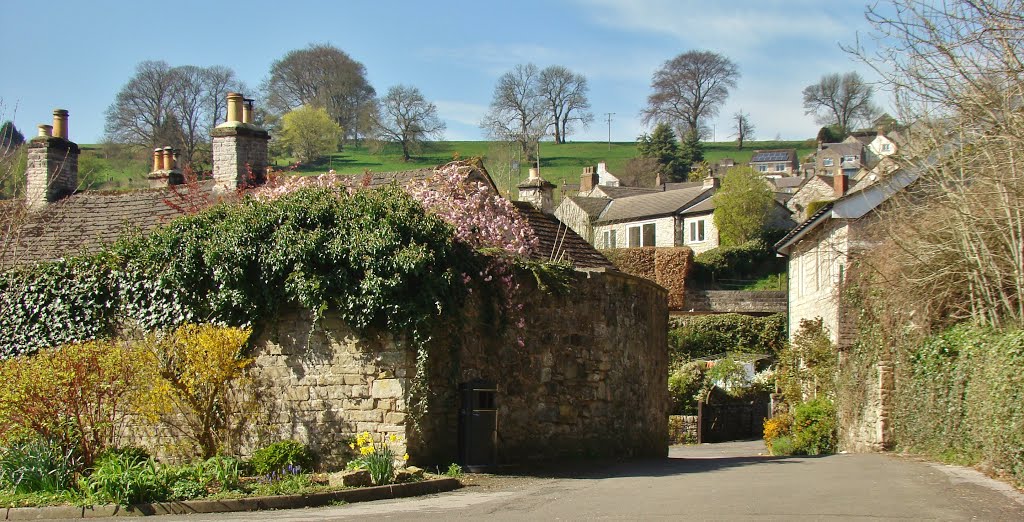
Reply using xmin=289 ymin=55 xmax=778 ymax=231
xmin=329 ymin=470 xmax=372 ymax=487
xmin=371 ymin=379 xmax=404 ymax=399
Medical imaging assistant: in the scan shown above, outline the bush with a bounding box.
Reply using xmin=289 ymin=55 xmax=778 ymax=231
xmin=0 ymin=340 xmax=149 ymax=466
xmin=0 ymin=438 xmax=79 ymax=494
xmin=763 ymin=413 xmax=793 ymax=454
xmin=793 ymin=398 xmax=837 ymax=455
xmin=777 ymin=318 xmax=836 ymax=403
xmin=692 ymin=238 xmax=784 ymax=284
xmin=768 ymin=435 xmax=796 ymax=456
xmin=668 ymin=361 xmax=706 ymax=415
xmin=445 ymin=463 xmax=463 ymax=478
xmin=95 ymin=446 xmax=150 ymax=466
xmin=249 ymin=440 xmax=314 ymax=476
xmin=668 ymin=313 xmax=786 ymax=361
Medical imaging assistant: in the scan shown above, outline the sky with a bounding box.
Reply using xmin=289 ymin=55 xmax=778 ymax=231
xmin=0 ymin=0 xmax=888 ymax=145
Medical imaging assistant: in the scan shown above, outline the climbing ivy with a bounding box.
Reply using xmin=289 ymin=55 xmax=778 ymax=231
xmin=0 ymin=186 xmax=478 ymax=358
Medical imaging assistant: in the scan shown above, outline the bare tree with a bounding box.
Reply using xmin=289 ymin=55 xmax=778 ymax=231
xmin=481 ymin=64 xmax=547 ymax=159
xmin=202 ymin=65 xmax=246 ymax=130
xmin=370 ymin=85 xmax=445 ymax=162
xmin=642 ymin=50 xmax=739 ymax=138
xmin=732 ymin=111 xmax=755 ymax=150
xmin=801 ymin=72 xmax=878 ymax=136
xmin=537 ymin=66 xmax=593 ymax=144
xmin=261 ymin=43 xmax=376 ymax=142
xmin=849 ymin=0 xmax=1024 ymax=328
xmin=104 ymin=60 xmax=179 ymax=149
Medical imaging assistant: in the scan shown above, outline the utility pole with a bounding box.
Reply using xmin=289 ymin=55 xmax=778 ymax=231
xmin=605 ymin=112 xmax=615 ymax=150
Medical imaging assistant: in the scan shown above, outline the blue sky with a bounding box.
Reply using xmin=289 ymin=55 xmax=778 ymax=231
xmin=1 ymin=0 xmax=885 ymax=144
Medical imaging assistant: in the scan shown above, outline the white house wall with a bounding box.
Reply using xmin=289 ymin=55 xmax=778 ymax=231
xmin=788 ymin=219 xmax=849 ymax=345
xmin=553 ymin=199 xmax=595 ymax=244
xmin=593 ymin=216 xmax=676 ymax=248
xmin=680 ymin=213 xmax=719 ymax=254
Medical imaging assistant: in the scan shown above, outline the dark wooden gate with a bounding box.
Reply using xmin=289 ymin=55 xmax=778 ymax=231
xmin=697 ymin=397 xmax=771 ymax=443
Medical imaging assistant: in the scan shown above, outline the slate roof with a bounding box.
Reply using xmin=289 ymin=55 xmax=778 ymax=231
xmin=820 ymin=142 xmax=863 ymax=157
xmin=590 ymin=185 xmax=661 ymax=199
xmin=663 ymin=181 xmax=704 ymax=192
xmin=512 ymin=201 xmax=614 ymax=270
xmin=1 ymin=184 xmax=217 ymax=266
xmin=681 ymin=196 xmax=716 ymax=215
xmin=564 ymin=196 xmax=612 ymax=221
xmin=593 ymin=185 xmax=712 ymax=224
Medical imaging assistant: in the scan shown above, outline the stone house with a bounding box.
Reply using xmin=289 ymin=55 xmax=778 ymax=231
xmin=3 ymin=99 xmax=670 ymax=466
xmin=815 ymin=142 xmax=864 ymax=178
xmin=786 ymin=175 xmax=842 ymax=223
xmin=749 ymin=149 xmax=799 ymax=176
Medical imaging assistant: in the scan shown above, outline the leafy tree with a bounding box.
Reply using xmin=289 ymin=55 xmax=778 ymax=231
xmin=262 ymin=43 xmax=376 ymax=142
xmin=732 ymin=111 xmax=754 ymax=150
xmin=678 ymin=130 xmax=704 ymax=174
xmin=777 ymin=318 xmax=835 ymax=403
xmin=370 ymin=85 xmax=445 ymax=162
xmin=713 ymin=166 xmax=773 ymax=246
xmin=537 ymin=65 xmax=593 ymax=144
xmin=637 ymin=123 xmax=687 ymax=182
xmin=481 ymin=64 xmax=547 ymax=159
xmin=815 ymin=125 xmax=842 ymax=144
xmin=802 ymin=72 xmax=877 ymax=135
xmin=642 ymin=50 xmax=739 ymax=138
xmin=0 ymin=121 xmax=24 ymax=150
xmin=279 ymin=106 xmax=342 ymax=163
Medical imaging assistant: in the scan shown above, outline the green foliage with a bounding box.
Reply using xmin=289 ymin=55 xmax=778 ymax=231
xmin=637 ymin=123 xmax=688 ymax=182
xmin=0 ymin=438 xmax=79 ymax=495
xmin=763 ymin=412 xmax=793 ymax=455
xmin=80 ymin=454 xmax=167 ymax=505
xmin=705 ymin=359 xmax=749 ymax=398
xmin=197 ymin=456 xmax=242 ymax=491
xmin=1 ymin=186 xmax=472 ymax=358
xmin=713 ymin=166 xmax=774 ymax=246
xmin=346 ymin=432 xmax=401 ymax=485
xmin=890 ymin=325 xmax=1024 ymax=485
xmin=668 ymin=313 xmax=786 ymax=361
xmin=816 ymin=125 xmax=842 ymax=144
xmin=777 ymin=318 xmax=836 ymax=403
xmin=251 ymin=471 xmax=313 ymax=496
xmin=668 ymin=361 xmax=706 ymax=415
xmin=279 ymin=106 xmax=343 ymax=163
xmin=95 ymin=447 xmax=150 ymax=467
xmin=793 ymin=398 xmax=837 ymax=455
xmin=249 ymin=441 xmax=314 ymax=476
xmin=768 ymin=435 xmax=796 ymax=456
xmin=691 ymin=238 xmax=784 ymax=284
xmin=678 ymin=130 xmax=704 ymax=173
xmin=445 ymin=463 xmax=463 ymax=478
xmin=804 ymin=199 xmax=831 ymax=217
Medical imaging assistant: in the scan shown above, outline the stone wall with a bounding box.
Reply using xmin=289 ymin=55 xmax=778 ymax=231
xmin=135 ymin=269 xmax=668 ymax=468
xmin=684 ymin=290 xmax=787 ymax=314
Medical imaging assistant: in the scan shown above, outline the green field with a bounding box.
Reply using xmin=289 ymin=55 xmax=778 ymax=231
xmin=78 ymin=139 xmax=817 ymax=197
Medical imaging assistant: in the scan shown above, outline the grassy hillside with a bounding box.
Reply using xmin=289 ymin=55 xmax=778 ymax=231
xmin=77 ymin=139 xmax=817 ymax=196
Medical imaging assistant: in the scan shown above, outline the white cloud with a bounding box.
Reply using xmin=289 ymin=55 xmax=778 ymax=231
xmin=418 ymin=43 xmax=560 ymax=76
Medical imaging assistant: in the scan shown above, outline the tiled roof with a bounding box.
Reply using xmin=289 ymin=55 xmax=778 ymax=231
xmin=512 ymin=201 xmax=615 ymax=270
xmin=591 ymin=185 xmax=661 ymax=199
xmin=820 ymin=142 xmax=862 ymax=156
xmin=565 ymin=196 xmax=611 ymax=220
xmin=1 ymin=183 xmax=219 ymax=266
xmin=681 ymin=196 xmax=716 ymax=215
xmin=663 ymin=181 xmax=704 ymax=191
xmin=594 ymin=185 xmax=711 ymax=224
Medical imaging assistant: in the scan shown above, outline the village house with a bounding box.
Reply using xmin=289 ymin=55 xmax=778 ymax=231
xmin=748 ymin=149 xmax=799 ymax=176
xmin=3 ymin=98 xmax=670 ymax=467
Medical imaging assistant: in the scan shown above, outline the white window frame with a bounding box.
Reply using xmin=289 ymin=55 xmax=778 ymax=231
xmin=823 ymin=158 xmax=834 ymax=167
xmin=757 ymin=164 xmax=768 ymax=172
xmin=602 ymin=229 xmax=617 ymax=248
xmin=626 ymin=221 xmax=657 ymax=247
xmin=881 ymin=143 xmax=891 ymax=152
xmin=688 ymin=218 xmax=706 ymax=243
xmin=775 ymin=163 xmax=787 ymax=172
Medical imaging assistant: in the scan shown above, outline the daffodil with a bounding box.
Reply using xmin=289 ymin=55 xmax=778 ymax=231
xmin=402 ymin=453 xmax=409 ymax=461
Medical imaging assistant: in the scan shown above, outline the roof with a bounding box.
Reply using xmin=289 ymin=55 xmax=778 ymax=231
xmin=512 ymin=201 xmax=615 ymax=270
xmin=767 ymin=176 xmax=805 ymax=190
xmin=680 ymin=196 xmax=716 ymax=215
xmin=663 ymin=181 xmax=704 ymax=192
xmin=819 ymin=142 xmax=862 ymax=156
xmin=589 ymin=185 xmax=661 ymax=199
xmin=750 ymin=149 xmax=796 ymax=164
xmin=1 ymin=184 xmax=217 ymax=266
xmin=594 ymin=185 xmax=711 ymax=224
xmin=564 ymin=196 xmax=611 ymax=220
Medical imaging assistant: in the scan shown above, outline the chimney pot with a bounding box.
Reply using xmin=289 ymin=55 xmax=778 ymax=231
xmin=242 ymin=98 xmax=254 ymax=124
xmin=162 ymin=146 xmax=174 ymax=171
xmin=37 ymin=124 xmax=53 ymax=138
xmin=226 ymin=92 xmax=244 ymax=123
xmin=52 ymin=109 xmax=69 ymax=140
xmin=528 ymin=167 xmax=539 ymax=180
xmin=703 ymin=175 xmax=719 ymax=189
xmin=153 ymin=148 xmax=162 ymax=171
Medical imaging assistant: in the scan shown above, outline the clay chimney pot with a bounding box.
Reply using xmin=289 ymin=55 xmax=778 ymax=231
xmin=52 ymin=109 xmax=69 ymax=140
xmin=37 ymin=124 xmax=53 ymax=138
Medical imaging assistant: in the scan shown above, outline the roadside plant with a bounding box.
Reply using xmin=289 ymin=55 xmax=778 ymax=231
xmin=80 ymin=453 xmax=168 ymax=506
xmin=793 ymin=398 xmax=837 ymax=456
xmin=763 ymin=413 xmax=793 ymax=455
xmin=346 ymin=432 xmax=406 ymax=485
xmin=249 ymin=440 xmax=314 ymax=476
xmin=445 ymin=463 xmax=463 ymax=478
xmin=0 ymin=438 xmax=79 ymax=494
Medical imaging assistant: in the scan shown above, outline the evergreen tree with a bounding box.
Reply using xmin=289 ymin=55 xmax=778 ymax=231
xmin=637 ymin=123 xmax=688 ymax=182
xmin=0 ymin=121 xmax=24 ymax=151
xmin=678 ymin=130 xmax=704 ymax=173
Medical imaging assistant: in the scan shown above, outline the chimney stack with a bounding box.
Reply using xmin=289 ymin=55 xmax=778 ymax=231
xmin=26 ymin=108 xmax=79 ymax=208
xmin=703 ymin=175 xmax=719 ymax=190
xmin=212 ymin=93 xmax=270 ymax=191
xmin=580 ymin=166 xmax=598 ymax=193
xmin=834 ymin=173 xmax=849 ymax=197
xmin=517 ymin=169 xmax=557 ymax=215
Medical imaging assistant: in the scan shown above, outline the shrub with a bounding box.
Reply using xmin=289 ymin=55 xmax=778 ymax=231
xmin=0 ymin=438 xmax=79 ymax=494
xmin=198 ymin=456 xmax=242 ymax=491
xmin=137 ymin=324 xmax=254 ymax=459
xmin=0 ymin=339 xmax=150 ymax=466
xmin=249 ymin=440 xmax=314 ymax=476
xmin=692 ymin=239 xmax=783 ymax=284
xmin=668 ymin=361 xmax=706 ymax=415
xmin=668 ymin=313 xmax=786 ymax=361
xmin=445 ymin=463 xmax=463 ymax=478
xmin=769 ymin=435 xmax=796 ymax=456
xmin=793 ymin=398 xmax=837 ymax=456
xmin=763 ymin=413 xmax=793 ymax=453
xmin=777 ymin=318 xmax=836 ymax=403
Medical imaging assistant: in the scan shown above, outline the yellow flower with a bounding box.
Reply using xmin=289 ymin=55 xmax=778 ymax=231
xmin=349 ymin=442 xmax=355 ymax=450
xmin=403 ymin=453 xmax=409 ymax=461
xmin=360 ymin=445 xmax=375 ymax=455
xmin=389 ymin=434 xmax=397 ymax=443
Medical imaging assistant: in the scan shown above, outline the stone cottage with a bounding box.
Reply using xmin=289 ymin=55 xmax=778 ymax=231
xmin=2 ymin=98 xmax=670 ymax=467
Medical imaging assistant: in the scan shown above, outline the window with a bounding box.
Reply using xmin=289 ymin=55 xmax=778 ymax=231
xmin=775 ymin=163 xmax=787 ymax=172
xmin=627 ymin=223 xmax=656 ymax=247
xmin=757 ymin=164 xmax=768 ymax=172
xmin=689 ymin=219 xmax=706 ymax=243
xmin=881 ymin=143 xmax=891 ymax=152
xmin=843 ymin=155 xmax=858 ymax=163
xmin=602 ymin=230 xmax=617 ymax=248
xmin=823 ymin=158 xmax=834 ymax=167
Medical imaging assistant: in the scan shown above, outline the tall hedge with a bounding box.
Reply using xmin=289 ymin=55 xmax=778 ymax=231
xmin=668 ymin=313 xmax=786 ymax=361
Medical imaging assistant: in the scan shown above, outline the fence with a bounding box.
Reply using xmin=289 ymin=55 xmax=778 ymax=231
xmin=697 ymin=397 xmax=771 ymax=443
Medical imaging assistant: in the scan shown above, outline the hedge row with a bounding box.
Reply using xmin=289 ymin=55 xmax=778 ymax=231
xmin=668 ymin=313 xmax=786 ymax=361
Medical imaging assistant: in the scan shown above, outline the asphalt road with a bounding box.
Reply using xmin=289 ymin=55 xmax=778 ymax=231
xmin=157 ymin=440 xmax=1024 ymax=521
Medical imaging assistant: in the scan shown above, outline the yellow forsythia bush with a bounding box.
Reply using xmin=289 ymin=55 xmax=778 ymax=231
xmin=763 ymin=412 xmax=793 ymax=450
xmin=137 ymin=323 xmax=254 ymax=459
